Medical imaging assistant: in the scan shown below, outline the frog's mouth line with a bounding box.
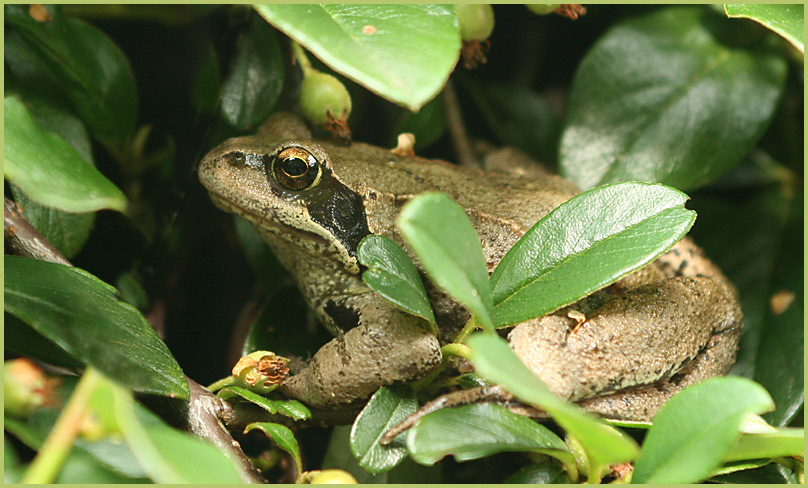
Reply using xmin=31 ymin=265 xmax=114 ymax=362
xmin=206 ymin=191 xmax=353 ymax=265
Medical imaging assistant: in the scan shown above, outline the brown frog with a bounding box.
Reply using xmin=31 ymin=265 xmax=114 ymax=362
xmin=198 ymin=112 xmax=742 ymax=421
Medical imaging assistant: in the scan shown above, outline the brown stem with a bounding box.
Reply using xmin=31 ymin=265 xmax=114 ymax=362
xmin=443 ymin=80 xmax=480 ymax=169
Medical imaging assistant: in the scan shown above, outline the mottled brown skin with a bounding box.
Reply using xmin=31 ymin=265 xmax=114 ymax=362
xmin=199 ymin=112 xmax=742 ymax=420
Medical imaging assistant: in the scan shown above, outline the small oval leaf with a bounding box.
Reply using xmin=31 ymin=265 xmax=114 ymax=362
xmin=350 ymin=385 xmax=417 ymax=474
xmin=398 ymin=192 xmax=495 ymax=332
xmin=4 ymin=97 xmax=127 ymax=213
xmin=218 ymin=386 xmax=311 ymax=420
xmin=220 ymin=15 xmax=284 ymax=129
xmin=560 ymin=6 xmax=787 ymax=190
xmin=358 ymin=235 xmax=437 ymax=335
xmin=632 ymin=376 xmax=775 ymax=484
xmin=406 ymin=403 xmax=569 ymax=466
xmin=244 ymin=422 xmax=302 ymax=476
xmin=4 ymin=256 xmax=187 ymax=399
xmin=254 ymin=4 xmax=461 ymax=111
xmin=491 ymin=182 xmax=695 ymax=327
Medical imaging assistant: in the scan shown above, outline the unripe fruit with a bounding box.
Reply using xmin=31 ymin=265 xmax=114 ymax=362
xmin=527 ymin=4 xmax=560 ymax=15
xmin=300 ymin=71 xmax=352 ymax=127
xmin=304 ymin=469 xmax=358 ymax=484
xmin=456 ymin=4 xmax=495 ymax=41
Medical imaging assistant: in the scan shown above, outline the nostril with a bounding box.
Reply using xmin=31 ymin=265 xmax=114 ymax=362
xmin=223 ymin=151 xmax=246 ymax=166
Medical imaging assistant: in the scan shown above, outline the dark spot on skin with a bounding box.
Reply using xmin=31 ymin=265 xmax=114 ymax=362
xmin=677 ymin=259 xmax=690 ymax=274
xmin=307 ymin=168 xmax=370 ymax=257
xmin=324 ymin=299 xmax=361 ymax=332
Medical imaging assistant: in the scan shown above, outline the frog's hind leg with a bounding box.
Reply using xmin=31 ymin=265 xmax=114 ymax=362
xmin=508 ymin=237 xmax=743 ymax=420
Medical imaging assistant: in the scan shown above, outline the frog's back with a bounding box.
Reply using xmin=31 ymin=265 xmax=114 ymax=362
xmin=322 ymin=140 xmax=579 ymax=269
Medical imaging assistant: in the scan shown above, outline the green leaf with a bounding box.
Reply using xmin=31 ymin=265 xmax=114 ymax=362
xmin=4 ymin=4 xmax=137 ymax=144
xmin=632 ymin=377 xmax=775 ymax=484
xmin=106 ymin=378 xmax=243 ymax=484
xmin=358 ymin=235 xmax=437 ymax=335
xmin=505 ymin=462 xmax=570 ymax=484
xmin=220 ymin=15 xmax=284 ymax=129
xmin=350 ymin=386 xmax=417 ymax=474
xmin=218 ymin=386 xmax=311 ymax=420
xmin=398 ymin=192 xmax=495 ymax=332
xmin=755 ymin=192 xmax=804 ymax=426
xmin=10 ymin=186 xmax=94 ymax=259
xmin=4 ymin=97 xmax=127 ymax=213
xmin=244 ymin=422 xmax=302 ymax=476
xmin=4 ymin=30 xmax=95 ymax=162
xmin=467 ymin=334 xmax=639 ymax=482
xmin=4 ymin=314 xmax=83 ymax=371
xmin=560 ymin=6 xmax=787 ymax=191
xmin=724 ymin=428 xmax=804 ymax=462
xmin=406 ymin=403 xmax=572 ymax=469
xmin=725 ymin=4 xmax=804 ymax=53
xmin=254 ymin=4 xmax=461 ymax=111
xmin=3 ymin=256 xmax=188 ymax=399
xmin=491 ymin=182 xmax=695 ymax=326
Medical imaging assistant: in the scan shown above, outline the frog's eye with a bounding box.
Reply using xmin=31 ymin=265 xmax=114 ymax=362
xmin=271 ymin=147 xmax=322 ymax=190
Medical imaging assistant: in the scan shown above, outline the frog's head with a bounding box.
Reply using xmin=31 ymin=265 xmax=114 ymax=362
xmin=198 ymin=112 xmax=370 ymax=274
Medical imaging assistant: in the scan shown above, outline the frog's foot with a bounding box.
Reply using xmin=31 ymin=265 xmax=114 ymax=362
xmin=278 ymin=308 xmax=441 ymax=409
xmin=380 ymin=385 xmax=513 ymax=445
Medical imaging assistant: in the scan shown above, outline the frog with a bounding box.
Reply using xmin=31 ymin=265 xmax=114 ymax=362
xmin=198 ymin=111 xmax=743 ymax=421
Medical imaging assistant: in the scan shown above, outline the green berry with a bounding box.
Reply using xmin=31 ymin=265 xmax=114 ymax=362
xmin=527 ymin=4 xmax=561 ymax=15
xmin=456 ymin=4 xmax=495 ymax=41
xmin=304 ymin=469 xmax=358 ymax=484
xmin=4 ymin=359 xmax=48 ymax=418
xmin=300 ymin=71 xmax=352 ymax=126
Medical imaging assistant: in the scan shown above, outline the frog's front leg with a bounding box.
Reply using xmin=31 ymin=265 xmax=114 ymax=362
xmin=510 ymin=238 xmax=743 ymax=420
xmin=279 ymin=294 xmax=441 ymax=409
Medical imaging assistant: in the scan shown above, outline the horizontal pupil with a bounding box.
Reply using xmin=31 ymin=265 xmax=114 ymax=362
xmin=283 ymin=157 xmax=308 ymax=177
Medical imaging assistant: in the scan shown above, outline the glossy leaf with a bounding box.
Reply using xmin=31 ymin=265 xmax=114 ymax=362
xmin=632 ymin=377 xmax=775 ymax=484
xmin=4 ymin=314 xmax=83 ymax=371
xmin=218 ymin=386 xmax=311 ymax=420
xmin=245 ymin=422 xmax=302 ymax=476
xmin=560 ymin=6 xmax=787 ymax=191
xmin=725 ymin=4 xmax=804 ymax=53
xmin=106 ymin=379 xmax=243 ymax=484
xmin=358 ymin=235 xmax=437 ymax=335
xmin=467 ymin=334 xmax=638 ymax=481
xmin=5 ymin=4 xmax=137 ymax=144
xmin=254 ymin=4 xmax=460 ymax=111
xmin=10 ymin=186 xmax=94 ymax=259
xmin=491 ymin=182 xmax=695 ymax=326
xmin=4 ymin=97 xmax=127 ymax=213
xmin=220 ymin=15 xmax=284 ymax=129
xmin=4 ymin=256 xmax=188 ymax=399
xmin=398 ymin=192 xmax=495 ymax=332
xmin=350 ymin=386 xmax=417 ymax=474
xmin=724 ymin=428 xmax=804 ymax=462
xmin=755 ymin=191 xmax=803 ymax=426
xmin=406 ymin=403 xmax=571 ymax=468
